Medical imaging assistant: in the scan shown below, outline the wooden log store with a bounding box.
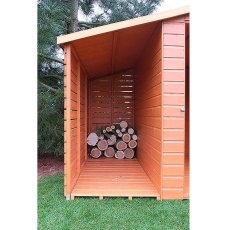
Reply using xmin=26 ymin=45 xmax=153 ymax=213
xmin=57 ymin=6 xmax=190 ymax=200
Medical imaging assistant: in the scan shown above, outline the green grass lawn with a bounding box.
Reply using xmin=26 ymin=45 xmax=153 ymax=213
xmin=38 ymin=174 xmax=189 ymax=230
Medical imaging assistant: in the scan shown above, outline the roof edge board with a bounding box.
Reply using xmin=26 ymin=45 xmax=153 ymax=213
xmin=57 ymin=5 xmax=189 ymax=45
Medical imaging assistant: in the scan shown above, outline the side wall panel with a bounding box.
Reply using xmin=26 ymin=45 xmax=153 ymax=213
xmin=162 ymin=16 xmax=186 ymax=199
xmin=64 ymin=45 xmax=86 ymax=196
xmin=135 ymin=24 xmax=162 ymax=194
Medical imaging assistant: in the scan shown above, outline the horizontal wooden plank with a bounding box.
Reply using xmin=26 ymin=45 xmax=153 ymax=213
xmin=163 ymin=82 xmax=185 ymax=94
xmin=164 ymin=94 xmax=185 ymax=105
xmin=162 ymin=188 xmax=184 ymax=199
xmin=164 ymin=34 xmax=185 ymax=46
xmin=162 ymin=177 xmax=183 ymax=187
xmin=163 ymin=141 xmax=184 ymax=152
xmin=163 ymin=117 xmax=184 ymax=129
xmin=164 ymin=70 xmax=184 ymax=82
xmin=163 ymin=106 xmax=185 ymax=117
xmin=164 ymin=58 xmax=185 ymax=70
xmin=162 ymin=154 xmax=184 ymax=164
xmin=163 ymin=23 xmax=185 ymax=34
xmin=163 ymin=129 xmax=184 ymax=141
xmin=162 ymin=165 xmax=184 ymax=176
xmin=164 ymin=46 xmax=184 ymax=58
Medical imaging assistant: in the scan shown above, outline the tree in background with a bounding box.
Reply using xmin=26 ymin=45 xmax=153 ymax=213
xmin=38 ymin=0 xmax=162 ymax=156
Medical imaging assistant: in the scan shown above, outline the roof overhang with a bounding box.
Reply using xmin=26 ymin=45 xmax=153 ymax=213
xmin=57 ymin=6 xmax=189 ymax=78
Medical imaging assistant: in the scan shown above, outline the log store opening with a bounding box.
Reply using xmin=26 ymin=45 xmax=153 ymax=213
xmin=57 ymin=6 xmax=190 ymax=200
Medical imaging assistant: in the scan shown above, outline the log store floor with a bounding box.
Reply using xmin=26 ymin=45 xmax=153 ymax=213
xmin=71 ymin=158 xmax=160 ymax=200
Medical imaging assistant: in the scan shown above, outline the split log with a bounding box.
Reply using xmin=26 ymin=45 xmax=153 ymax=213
xmin=111 ymin=125 xmax=115 ymax=130
xmin=107 ymin=137 xmax=116 ymax=146
xmin=128 ymin=140 xmax=137 ymax=149
xmin=104 ymin=132 xmax=111 ymax=139
xmin=132 ymin=134 xmax=138 ymax=141
xmin=116 ymin=129 xmax=121 ymax=134
xmin=118 ymin=132 xmax=123 ymax=138
xmin=124 ymin=148 xmax=135 ymax=159
xmin=110 ymin=134 xmax=117 ymax=141
xmin=90 ymin=148 xmax=102 ymax=158
xmin=87 ymin=133 xmax=99 ymax=146
xmin=98 ymin=135 xmax=105 ymax=140
xmin=121 ymin=128 xmax=126 ymax=133
xmin=116 ymin=140 xmax=127 ymax=151
xmin=97 ymin=139 xmax=108 ymax=151
xmin=104 ymin=147 xmax=115 ymax=158
xmin=102 ymin=129 xmax=107 ymax=134
xmin=106 ymin=126 xmax=112 ymax=132
xmin=115 ymin=150 xmax=125 ymax=159
xmin=120 ymin=120 xmax=128 ymax=129
xmin=122 ymin=133 xmax=131 ymax=143
xmin=127 ymin=128 xmax=134 ymax=135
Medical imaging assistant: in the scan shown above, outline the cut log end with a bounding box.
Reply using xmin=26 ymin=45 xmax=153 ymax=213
xmin=122 ymin=133 xmax=131 ymax=143
xmin=90 ymin=148 xmax=102 ymax=158
xmin=97 ymin=139 xmax=108 ymax=151
xmin=124 ymin=148 xmax=135 ymax=159
xmin=104 ymin=147 xmax=115 ymax=158
xmin=128 ymin=128 xmax=134 ymax=135
xmin=132 ymin=134 xmax=138 ymax=141
xmin=87 ymin=133 xmax=99 ymax=146
xmin=115 ymin=151 xmax=125 ymax=159
xmin=116 ymin=141 xmax=127 ymax=151
xmin=120 ymin=120 xmax=128 ymax=129
xmin=128 ymin=140 xmax=137 ymax=149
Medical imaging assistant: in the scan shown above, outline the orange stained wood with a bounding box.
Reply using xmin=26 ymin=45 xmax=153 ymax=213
xmin=161 ymin=15 xmax=186 ymax=199
xmin=57 ymin=7 xmax=189 ymax=79
xmin=134 ymin=23 xmax=162 ymax=194
xmin=71 ymin=158 xmax=159 ymax=198
xmin=89 ymin=70 xmax=134 ymax=131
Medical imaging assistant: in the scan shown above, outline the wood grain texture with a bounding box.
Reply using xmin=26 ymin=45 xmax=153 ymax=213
xmin=71 ymin=158 xmax=159 ymax=198
xmin=134 ymin=23 xmax=162 ymax=194
xmin=89 ymin=70 xmax=134 ymax=131
xmin=162 ymin=16 xmax=187 ymax=199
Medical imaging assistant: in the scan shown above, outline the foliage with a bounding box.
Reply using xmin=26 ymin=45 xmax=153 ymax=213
xmin=38 ymin=174 xmax=189 ymax=230
xmin=38 ymin=87 xmax=64 ymax=156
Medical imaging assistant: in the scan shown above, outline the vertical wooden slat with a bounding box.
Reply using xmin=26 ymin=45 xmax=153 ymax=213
xmin=76 ymin=61 xmax=81 ymax=177
xmin=85 ymin=72 xmax=88 ymax=160
xmin=64 ymin=44 xmax=71 ymax=196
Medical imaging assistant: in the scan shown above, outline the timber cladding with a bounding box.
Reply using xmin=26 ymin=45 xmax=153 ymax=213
xmin=88 ymin=71 xmax=134 ymax=132
xmin=135 ymin=24 xmax=163 ymax=194
xmin=59 ymin=7 xmax=189 ymax=200
xmin=162 ymin=16 xmax=186 ymax=199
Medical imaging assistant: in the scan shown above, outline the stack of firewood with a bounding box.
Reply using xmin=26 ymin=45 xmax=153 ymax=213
xmin=87 ymin=121 xmax=138 ymax=159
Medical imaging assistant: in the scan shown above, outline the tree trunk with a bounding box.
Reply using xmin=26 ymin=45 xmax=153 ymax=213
xmin=90 ymin=148 xmax=102 ymax=158
xmin=71 ymin=0 xmax=79 ymax=32
xmin=124 ymin=148 xmax=135 ymax=159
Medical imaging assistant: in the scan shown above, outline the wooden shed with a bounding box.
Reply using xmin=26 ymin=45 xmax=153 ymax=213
xmin=57 ymin=6 xmax=190 ymax=200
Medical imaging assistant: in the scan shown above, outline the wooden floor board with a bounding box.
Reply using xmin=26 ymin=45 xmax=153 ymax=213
xmin=71 ymin=158 xmax=159 ymax=198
